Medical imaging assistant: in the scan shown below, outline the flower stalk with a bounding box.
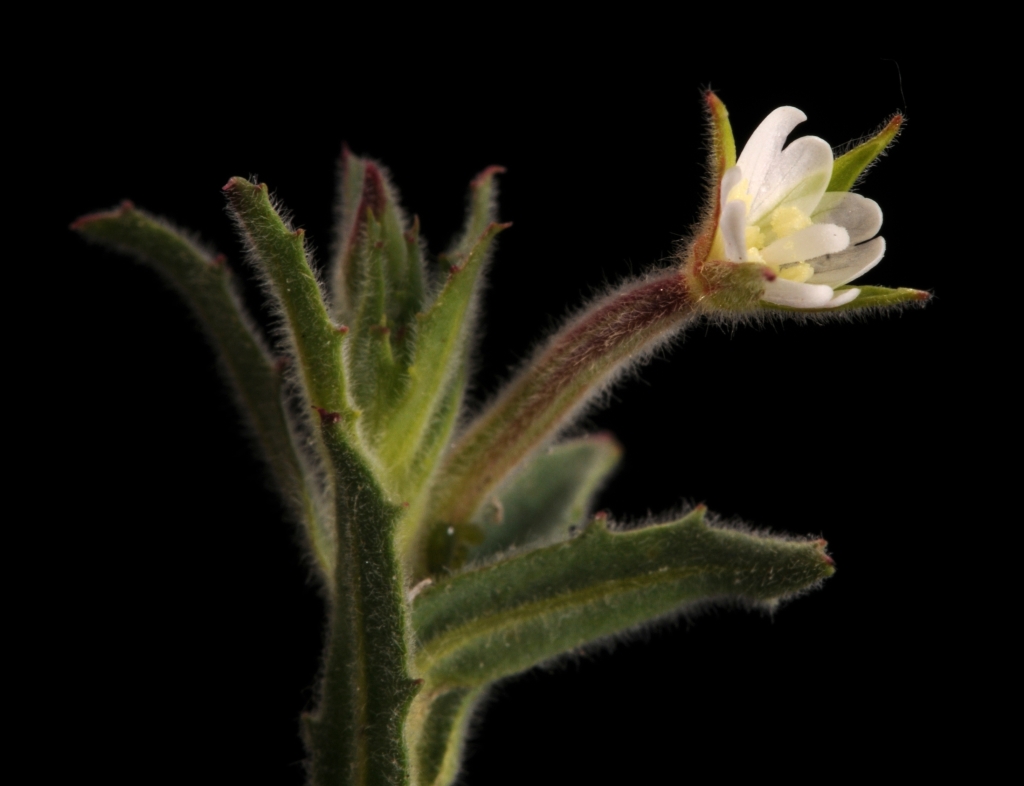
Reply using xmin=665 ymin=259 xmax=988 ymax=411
xmin=74 ymin=92 xmax=925 ymax=786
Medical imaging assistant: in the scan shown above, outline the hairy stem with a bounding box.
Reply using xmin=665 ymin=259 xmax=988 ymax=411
xmin=306 ymin=419 xmax=420 ymax=786
xmin=425 ymin=269 xmax=695 ymax=560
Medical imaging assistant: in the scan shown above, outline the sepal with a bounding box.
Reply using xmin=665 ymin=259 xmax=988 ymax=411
xmin=690 ymin=257 xmax=776 ymax=312
xmin=829 ymin=114 xmax=903 ymax=193
xmin=761 ymin=284 xmax=930 ymax=313
xmin=706 ymin=91 xmax=737 ymax=180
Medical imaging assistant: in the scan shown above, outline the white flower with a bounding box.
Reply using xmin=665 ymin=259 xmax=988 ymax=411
xmin=713 ymin=107 xmax=886 ymax=309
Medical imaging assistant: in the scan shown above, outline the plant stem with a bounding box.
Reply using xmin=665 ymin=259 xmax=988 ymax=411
xmin=305 ymin=418 xmax=420 ymax=786
xmin=426 ymin=269 xmax=695 ymax=552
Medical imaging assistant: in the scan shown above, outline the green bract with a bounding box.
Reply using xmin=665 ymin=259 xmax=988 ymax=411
xmin=73 ymin=92 xmax=923 ymax=786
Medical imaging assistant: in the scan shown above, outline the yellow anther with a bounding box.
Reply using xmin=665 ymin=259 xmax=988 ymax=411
xmin=778 ymin=262 xmax=814 ymax=283
xmin=745 ymin=225 xmax=765 ymax=250
xmin=770 ymin=206 xmax=813 ymax=239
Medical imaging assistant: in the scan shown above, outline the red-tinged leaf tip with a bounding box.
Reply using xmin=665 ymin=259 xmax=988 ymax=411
xmin=402 ymin=502 xmax=410 ymax=508
xmin=315 ymin=407 xmax=342 ymax=424
xmin=336 ymin=324 xmax=350 ymax=334
xmin=593 ymin=510 xmax=609 ymax=522
xmin=404 ymin=215 xmax=421 ymax=243
xmin=449 ymin=264 xmax=461 ymax=275
xmin=370 ymin=325 xmax=391 ymax=336
xmin=914 ymin=289 xmax=931 ymax=301
xmin=812 ymin=539 xmax=835 ymax=566
xmin=70 ymin=200 xmax=136 ymax=230
xmin=360 ymin=162 xmax=389 ymax=219
xmin=221 ymin=177 xmax=238 ymax=191
xmin=694 ymin=503 xmax=708 ymax=513
xmin=294 ymin=228 xmax=306 ymax=239
xmin=762 ymin=268 xmax=777 ymax=282
xmin=471 ymin=165 xmax=507 ymax=189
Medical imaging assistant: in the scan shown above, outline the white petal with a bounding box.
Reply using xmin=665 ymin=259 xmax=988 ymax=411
xmin=719 ymin=199 xmax=748 ymax=261
xmin=736 ymin=107 xmax=806 ymax=212
xmin=761 ymin=224 xmax=849 ymax=265
xmin=748 ymin=136 xmax=834 ymax=224
xmin=812 ymin=192 xmax=883 ymax=244
xmin=720 ymin=165 xmax=743 ymax=212
xmin=827 ymin=288 xmax=860 ymax=307
xmin=761 ymin=277 xmax=837 ymax=308
xmin=807 ymin=236 xmax=886 ymax=286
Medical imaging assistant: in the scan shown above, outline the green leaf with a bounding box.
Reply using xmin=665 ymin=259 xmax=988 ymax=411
xmin=224 ymin=177 xmax=353 ymax=424
xmin=828 ymin=114 xmax=903 ymax=193
xmin=348 ymin=214 xmax=402 ymax=434
xmin=379 ymin=169 xmax=508 ymax=497
xmin=330 ymin=152 xmax=424 ymax=351
xmin=332 ymin=145 xmax=368 ymax=320
xmin=413 ymin=508 xmax=834 ymax=690
xmin=463 ymin=434 xmax=622 ymax=566
xmin=72 ymin=202 xmax=335 ymax=583
xmin=443 ymin=165 xmax=505 ymax=262
xmin=761 ymin=284 xmax=930 ymax=314
xmin=410 ymin=687 xmax=483 ymax=786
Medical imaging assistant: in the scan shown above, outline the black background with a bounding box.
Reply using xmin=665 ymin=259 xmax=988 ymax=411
xmin=32 ymin=25 xmax=984 ymax=785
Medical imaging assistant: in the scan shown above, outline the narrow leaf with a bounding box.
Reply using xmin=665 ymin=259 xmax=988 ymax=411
xmin=224 ymin=177 xmax=352 ymax=423
xmin=348 ymin=215 xmax=402 ymax=433
xmin=330 ymin=151 xmax=425 ymax=342
xmin=331 ymin=147 xmax=370 ymax=318
xmin=411 ymin=687 xmax=483 ymax=786
xmin=461 ymin=434 xmax=622 ymax=567
xmin=829 ymin=114 xmax=903 ymax=193
xmin=381 ymin=222 xmax=507 ymax=491
xmin=381 ymin=168 xmax=507 ymax=497
xmin=413 ymin=509 xmax=834 ymax=689
xmin=443 ymin=165 xmax=505 ymax=263
xmin=72 ymin=202 xmax=334 ymax=581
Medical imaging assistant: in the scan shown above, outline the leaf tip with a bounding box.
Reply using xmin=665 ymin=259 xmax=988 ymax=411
xmin=471 ymin=165 xmax=507 ymax=189
xmin=70 ymin=199 xmax=135 ymax=231
xmin=813 ymin=538 xmax=835 ymax=567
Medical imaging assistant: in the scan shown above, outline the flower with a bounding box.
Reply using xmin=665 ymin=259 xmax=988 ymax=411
xmin=710 ymin=106 xmax=886 ymax=309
